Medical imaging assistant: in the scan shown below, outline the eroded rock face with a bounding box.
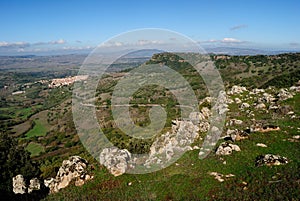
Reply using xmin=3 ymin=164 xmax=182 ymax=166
xmin=215 ymin=142 xmax=241 ymax=155
xmin=44 ymin=156 xmax=92 ymax=193
xmin=13 ymin=174 xmax=26 ymax=194
xmin=145 ymin=119 xmax=200 ymax=167
xmin=100 ymin=147 xmax=132 ymax=177
xmin=255 ymin=154 xmax=288 ymax=166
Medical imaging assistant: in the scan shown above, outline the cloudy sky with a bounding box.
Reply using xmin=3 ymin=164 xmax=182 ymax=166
xmin=0 ymin=0 xmax=299 ymax=55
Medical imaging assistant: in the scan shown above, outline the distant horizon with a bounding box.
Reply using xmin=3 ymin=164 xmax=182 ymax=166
xmin=0 ymin=46 xmax=299 ymax=57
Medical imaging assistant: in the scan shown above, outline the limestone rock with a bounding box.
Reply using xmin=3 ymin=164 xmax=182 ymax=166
xmin=255 ymin=154 xmax=288 ymax=166
xmin=256 ymin=143 xmax=267 ymax=148
xmin=255 ymin=103 xmax=266 ymax=109
xmin=13 ymin=174 xmax=26 ymax=194
xmin=28 ymin=178 xmax=41 ymax=193
xmin=240 ymin=102 xmax=250 ymax=109
xmin=235 ymin=97 xmax=242 ymax=104
xmin=216 ymin=142 xmax=241 ymax=155
xmin=44 ymin=156 xmax=92 ymax=193
xmin=278 ymin=89 xmax=294 ymax=101
xmin=227 ymin=85 xmax=248 ymax=95
xmin=100 ymin=147 xmax=132 ymax=176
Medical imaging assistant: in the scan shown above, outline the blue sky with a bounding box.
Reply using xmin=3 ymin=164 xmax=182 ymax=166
xmin=0 ymin=0 xmax=300 ymax=54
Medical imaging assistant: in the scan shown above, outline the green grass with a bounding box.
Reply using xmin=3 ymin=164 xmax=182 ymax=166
xmin=25 ymin=119 xmax=47 ymax=139
xmin=26 ymin=142 xmax=45 ymax=157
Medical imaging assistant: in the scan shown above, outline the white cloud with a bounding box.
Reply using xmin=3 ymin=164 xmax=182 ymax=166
xmin=100 ymin=41 xmax=124 ymax=48
xmin=199 ymin=37 xmax=244 ymax=44
xmin=0 ymin=41 xmax=29 ymax=48
xmin=49 ymin=39 xmax=66 ymax=44
xmin=137 ymin=39 xmax=164 ymax=46
xmin=221 ymin=38 xmax=242 ymax=43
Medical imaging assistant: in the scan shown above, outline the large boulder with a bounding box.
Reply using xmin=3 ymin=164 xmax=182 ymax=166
xmin=44 ymin=156 xmax=92 ymax=193
xmin=100 ymin=147 xmax=132 ymax=176
xmin=216 ymin=142 xmax=241 ymax=155
xmin=13 ymin=174 xmax=26 ymax=194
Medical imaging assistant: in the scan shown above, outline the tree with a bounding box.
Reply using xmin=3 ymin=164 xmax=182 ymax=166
xmin=0 ymin=132 xmax=40 ymax=198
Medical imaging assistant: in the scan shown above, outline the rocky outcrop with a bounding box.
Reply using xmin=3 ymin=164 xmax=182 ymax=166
xmin=255 ymin=154 xmax=288 ymax=166
xmin=44 ymin=156 xmax=93 ymax=193
xmin=145 ymin=119 xmax=200 ymax=167
xmin=215 ymin=142 xmax=241 ymax=155
xmin=99 ymin=147 xmax=133 ymax=176
xmin=13 ymin=174 xmax=27 ymax=194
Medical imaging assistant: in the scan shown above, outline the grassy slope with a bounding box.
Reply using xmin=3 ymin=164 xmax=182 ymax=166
xmin=44 ymin=89 xmax=300 ymax=201
xmin=26 ymin=142 xmax=45 ymax=157
xmin=25 ymin=119 xmax=47 ymax=139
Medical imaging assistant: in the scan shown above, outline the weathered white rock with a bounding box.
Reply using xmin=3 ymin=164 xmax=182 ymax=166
xmin=235 ymin=97 xmax=242 ymax=104
xmin=100 ymin=147 xmax=132 ymax=177
xmin=255 ymin=103 xmax=266 ymax=109
xmin=227 ymin=85 xmax=248 ymax=95
xmin=208 ymin=172 xmax=235 ymax=182
xmin=251 ymin=88 xmax=265 ymax=94
xmin=13 ymin=174 xmax=26 ymax=194
xmin=226 ymin=119 xmax=243 ymax=126
xmin=278 ymin=88 xmax=294 ymax=101
xmin=256 ymin=143 xmax=267 ymax=148
xmin=215 ymin=142 xmax=241 ymax=155
xmin=240 ymin=102 xmax=250 ymax=109
xmin=259 ymin=93 xmax=275 ymax=103
xmin=28 ymin=178 xmax=40 ymax=193
xmin=44 ymin=156 xmax=92 ymax=193
xmin=255 ymin=154 xmax=288 ymax=166
xmin=145 ymin=119 xmax=200 ymax=167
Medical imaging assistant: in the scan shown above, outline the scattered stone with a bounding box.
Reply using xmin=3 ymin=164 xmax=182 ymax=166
xmin=226 ymin=119 xmax=243 ymax=126
xmin=235 ymin=97 xmax=242 ymax=104
xmin=208 ymin=172 xmax=235 ymax=182
xmin=255 ymin=154 xmax=288 ymax=167
xmin=13 ymin=174 xmax=26 ymax=194
xmin=278 ymin=89 xmax=294 ymax=101
xmin=251 ymin=88 xmax=265 ymax=94
xmin=100 ymin=147 xmax=132 ymax=177
xmin=256 ymin=143 xmax=267 ymax=148
xmin=215 ymin=142 xmax=241 ymax=155
xmin=227 ymin=85 xmax=248 ymax=95
xmin=259 ymin=93 xmax=276 ymax=103
xmin=240 ymin=102 xmax=250 ymax=109
xmin=255 ymin=103 xmax=266 ymax=109
xmin=293 ymin=135 xmax=300 ymax=139
xmin=224 ymin=129 xmax=249 ymax=142
xmin=254 ymin=125 xmax=280 ymax=133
